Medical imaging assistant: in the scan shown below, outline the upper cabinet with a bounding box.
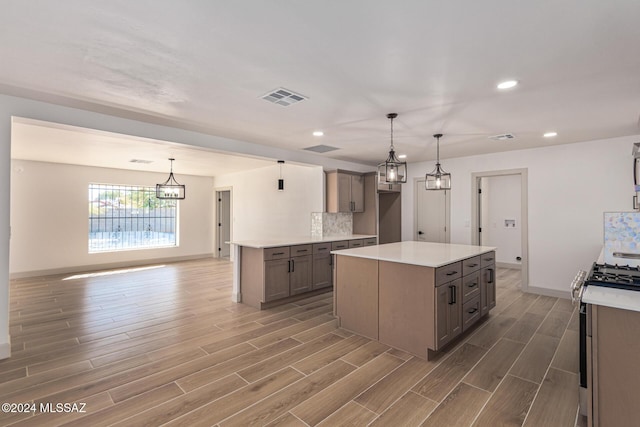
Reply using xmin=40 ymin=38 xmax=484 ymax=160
xmin=326 ymin=171 xmax=364 ymax=213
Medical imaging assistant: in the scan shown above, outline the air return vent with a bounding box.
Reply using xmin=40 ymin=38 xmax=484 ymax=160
xmin=304 ymin=145 xmax=339 ymax=153
xmin=489 ymin=133 xmax=516 ymax=141
xmin=129 ymin=159 xmax=154 ymax=164
xmin=261 ymin=88 xmax=308 ymax=106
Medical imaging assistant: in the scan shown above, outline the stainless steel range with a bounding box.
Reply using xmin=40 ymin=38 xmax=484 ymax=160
xmin=571 ymin=262 xmax=640 ymax=417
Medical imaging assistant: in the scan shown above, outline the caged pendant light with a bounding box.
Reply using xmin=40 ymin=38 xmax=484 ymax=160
xmin=156 ymin=158 xmax=185 ymax=199
xmin=425 ymin=134 xmax=451 ymax=190
xmin=377 ymin=113 xmax=407 ymax=185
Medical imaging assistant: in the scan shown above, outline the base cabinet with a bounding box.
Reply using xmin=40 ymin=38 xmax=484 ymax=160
xmin=435 ymin=278 xmax=462 ymax=349
xmin=264 ymin=259 xmax=290 ymax=301
xmin=588 ymin=304 xmax=640 ymax=426
xmin=240 ymin=238 xmax=374 ymax=309
xmin=289 ymin=255 xmax=312 ymax=295
xmin=342 ymin=250 xmax=496 ymax=360
xmin=480 ymin=265 xmax=496 ymax=316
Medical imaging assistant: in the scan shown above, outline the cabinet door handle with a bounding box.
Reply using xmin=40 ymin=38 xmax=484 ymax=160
xmin=446 ymin=271 xmax=458 ymax=276
xmin=449 ymin=285 xmax=456 ymax=305
xmin=291 ymin=259 xmax=295 ymax=272
xmin=287 ymin=260 xmax=291 ymax=273
xmin=468 ymin=308 xmax=478 ymax=314
xmin=489 ymin=268 xmax=494 ymax=283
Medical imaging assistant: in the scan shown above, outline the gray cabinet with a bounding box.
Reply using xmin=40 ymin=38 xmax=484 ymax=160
xmin=312 ymin=243 xmax=332 ymax=290
xmin=264 ymin=259 xmax=290 ymax=301
xmin=327 ymin=171 xmax=364 ymax=212
xmin=480 ymin=252 xmax=496 ymax=316
xmin=435 ymin=278 xmax=462 ymax=349
xmin=290 ymin=254 xmax=313 ymax=295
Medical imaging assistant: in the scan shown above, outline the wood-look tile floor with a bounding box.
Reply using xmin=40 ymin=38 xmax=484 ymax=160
xmin=1 ymin=258 xmax=581 ymax=426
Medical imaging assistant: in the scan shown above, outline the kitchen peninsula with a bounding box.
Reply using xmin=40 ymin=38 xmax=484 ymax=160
xmin=333 ymin=241 xmax=496 ymax=359
xmin=231 ymin=234 xmax=376 ymax=309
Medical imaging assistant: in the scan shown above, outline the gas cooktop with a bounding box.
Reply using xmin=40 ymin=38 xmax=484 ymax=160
xmin=586 ymin=263 xmax=640 ymax=291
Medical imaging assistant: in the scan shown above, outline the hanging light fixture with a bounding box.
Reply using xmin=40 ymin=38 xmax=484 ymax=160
xmin=277 ymin=160 xmax=285 ymax=191
xmin=425 ymin=134 xmax=451 ymax=190
xmin=378 ymin=113 xmax=407 ymax=185
xmin=156 ymin=158 xmax=185 ymax=199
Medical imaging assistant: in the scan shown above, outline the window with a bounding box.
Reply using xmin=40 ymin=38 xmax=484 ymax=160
xmin=89 ymin=183 xmax=178 ymax=253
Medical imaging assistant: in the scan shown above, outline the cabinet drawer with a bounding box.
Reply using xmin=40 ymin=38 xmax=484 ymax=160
xmin=291 ymin=244 xmax=312 ymax=257
xmin=481 ymin=251 xmax=496 ymax=268
xmin=364 ymin=238 xmax=377 ymax=246
xmin=462 ymin=296 xmax=481 ymax=331
xmin=312 ymin=243 xmax=331 ymax=254
xmin=331 ymin=240 xmax=349 ymax=250
xmin=436 ymin=262 xmax=462 ymax=285
xmin=349 ymin=239 xmax=364 ymax=248
xmin=462 ymin=256 xmax=481 ymax=276
xmin=462 ymin=271 xmax=481 ymax=303
xmin=264 ymin=246 xmax=290 ymax=261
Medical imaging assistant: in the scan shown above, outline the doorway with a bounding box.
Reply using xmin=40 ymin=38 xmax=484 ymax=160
xmin=471 ymin=169 xmax=529 ymax=290
xmin=415 ymin=178 xmax=450 ymax=243
xmin=216 ymin=189 xmax=231 ymax=258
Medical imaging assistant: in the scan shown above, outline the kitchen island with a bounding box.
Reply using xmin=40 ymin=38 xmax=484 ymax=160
xmin=332 ymin=241 xmax=496 ymax=359
xmin=231 ymin=234 xmax=376 ymax=309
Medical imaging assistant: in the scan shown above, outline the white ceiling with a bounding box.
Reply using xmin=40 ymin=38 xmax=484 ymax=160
xmin=2 ymin=1 xmax=640 ymax=172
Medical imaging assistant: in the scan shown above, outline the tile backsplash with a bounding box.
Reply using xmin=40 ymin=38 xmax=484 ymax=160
xmin=311 ymin=212 xmax=353 ymax=237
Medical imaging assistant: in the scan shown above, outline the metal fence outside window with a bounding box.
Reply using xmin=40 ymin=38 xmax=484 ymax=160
xmin=88 ymin=183 xmax=178 ymax=252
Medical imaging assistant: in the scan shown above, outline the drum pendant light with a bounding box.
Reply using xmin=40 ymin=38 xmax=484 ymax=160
xmin=425 ymin=134 xmax=451 ymax=190
xmin=377 ymin=113 xmax=407 ymax=185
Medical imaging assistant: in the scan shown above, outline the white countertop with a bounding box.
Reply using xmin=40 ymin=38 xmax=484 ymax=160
xmin=582 ymin=286 xmax=640 ymax=313
xmin=230 ymin=234 xmax=377 ymax=249
xmin=331 ymin=241 xmax=496 ymax=268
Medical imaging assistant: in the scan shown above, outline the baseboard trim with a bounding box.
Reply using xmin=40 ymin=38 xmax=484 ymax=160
xmin=526 ymin=285 xmax=571 ymax=299
xmin=10 ymin=253 xmax=215 ymax=279
xmin=0 ymin=339 xmax=11 ymax=360
xmin=497 ymin=262 xmax=522 ymax=270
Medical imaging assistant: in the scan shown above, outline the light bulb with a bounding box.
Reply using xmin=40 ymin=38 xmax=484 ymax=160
xmin=389 ymin=168 xmax=396 ymax=180
xmin=436 ymin=177 xmax=441 ymax=188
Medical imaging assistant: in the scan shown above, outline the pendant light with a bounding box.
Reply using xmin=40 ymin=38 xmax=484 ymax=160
xmin=277 ymin=160 xmax=285 ymax=191
xmin=377 ymin=113 xmax=407 ymax=185
xmin=425 ymin=134 xmax=451 ymax=190
xmin=156 ymin=158 xmax=185 ymax=199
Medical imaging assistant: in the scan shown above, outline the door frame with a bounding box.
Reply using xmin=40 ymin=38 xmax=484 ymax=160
xmin=215 ymin=186 xmax=233 ymax=259
xmin=414 ymin=177 xmax=451 ymax=243
xmin=471 ymin=168 xmax=529 ymax=290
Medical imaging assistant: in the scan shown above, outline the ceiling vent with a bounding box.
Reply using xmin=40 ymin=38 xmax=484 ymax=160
xmin=129 ymin=159 xmax=154 ymax=164
xmin=261 ymin=88 xmax=308 ymax=106
xmin=489 ymin=133 xmax=516 ymax=141
xmin=303 ymin=144 xmax=340 ymax=153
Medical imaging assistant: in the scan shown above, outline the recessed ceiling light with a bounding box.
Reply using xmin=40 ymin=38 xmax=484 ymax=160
xmin=398 ymin=154 xmax=407 ymax=159
xmin=312 ymin=131 xmax=324 ymax=137
xmin=543 ymin=132 xmax=558 ymax=138
xmin=497 ymin=80 xmax=518 ymax=90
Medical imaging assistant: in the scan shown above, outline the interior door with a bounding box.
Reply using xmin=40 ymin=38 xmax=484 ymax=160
xmin=416 ymin=180 xmax=450 ymax=243
xmin=217 ymin=190 xmax=231 ymax=258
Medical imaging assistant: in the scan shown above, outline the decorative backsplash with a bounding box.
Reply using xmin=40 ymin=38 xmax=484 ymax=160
xmin=311 ymin=212 xmax=353 ymax=237
xmin=604 ymin=211 xmax=640 ymax=266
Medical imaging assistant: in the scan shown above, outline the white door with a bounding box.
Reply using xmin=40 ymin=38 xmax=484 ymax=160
xmin=217 ymin=190 xmax=231 ymax=258
xmin=416 ymin=179 xmax=450 ymax=243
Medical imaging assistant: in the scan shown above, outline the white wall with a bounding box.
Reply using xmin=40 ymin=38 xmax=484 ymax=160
xmin=403 ymin=135 xmax=639 ymax=295
xmin=214 ymin=163 xmax=324 ymax=242
xmin=10 ymin=160 xmax=215 ymax=276
xmin=481 ymin=175 xmax=522 ymax=266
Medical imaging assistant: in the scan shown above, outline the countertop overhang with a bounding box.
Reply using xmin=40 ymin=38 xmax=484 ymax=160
xmin=331 ymin=241 xmax=496 ymax=268
xmin=230 ymin=234 xmax=377 ymax=249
